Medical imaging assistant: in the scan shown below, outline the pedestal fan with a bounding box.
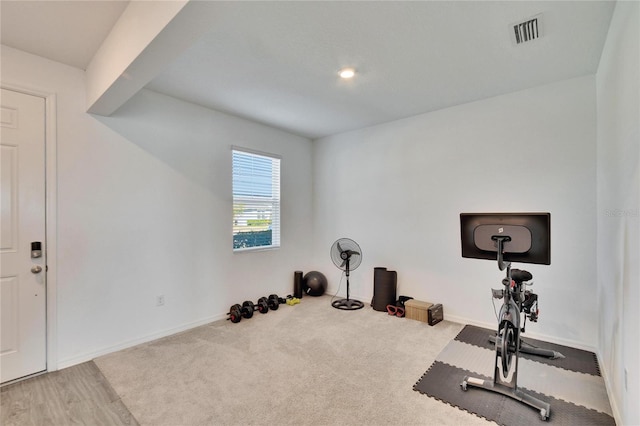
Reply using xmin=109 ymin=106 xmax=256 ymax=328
xmin=330 ymin=238 xmax=364 ymax=310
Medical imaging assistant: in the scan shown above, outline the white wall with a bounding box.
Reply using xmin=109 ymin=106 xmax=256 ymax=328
xmin=596 ymin=1 xmax=640 ymax=424
xmin=1 ymin=46 xmax=313 ymax=367
xmin=313 ymin=75 xmax=598 ymax=348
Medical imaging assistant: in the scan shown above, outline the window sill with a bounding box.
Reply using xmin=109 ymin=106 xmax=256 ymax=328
xmin=233 ymin=245 xmax=280 ymax=254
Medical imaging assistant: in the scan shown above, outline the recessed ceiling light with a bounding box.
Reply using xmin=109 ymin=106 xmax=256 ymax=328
xmin=339 ymin=68 xmax=356 ymax=79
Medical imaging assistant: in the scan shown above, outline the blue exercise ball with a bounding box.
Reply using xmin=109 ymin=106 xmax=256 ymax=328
xmin=303 ymin=271 xmax=327 ymax=296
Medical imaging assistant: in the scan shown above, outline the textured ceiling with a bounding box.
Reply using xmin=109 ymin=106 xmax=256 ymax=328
xmin=1 ymin=1 xmax=616 ymax=139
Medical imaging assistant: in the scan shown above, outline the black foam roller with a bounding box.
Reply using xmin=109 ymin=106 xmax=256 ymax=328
xmin=372 ymin=267 xmax=397 ymax=311
xmin=293 ymin=270 xmax=303 ymax=298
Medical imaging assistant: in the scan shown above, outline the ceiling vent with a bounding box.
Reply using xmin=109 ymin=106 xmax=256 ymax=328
xmin=511 ymin=14 xmax=542 ymax=45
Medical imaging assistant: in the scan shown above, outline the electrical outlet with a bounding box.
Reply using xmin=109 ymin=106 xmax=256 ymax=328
xmin=624 ymin=367 xmax=628 ymax=391
xmin=156 ymin=295 xmax=165 ymax=307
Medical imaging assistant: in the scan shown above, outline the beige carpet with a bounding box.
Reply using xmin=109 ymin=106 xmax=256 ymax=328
xmin=95 ymin=295 xmax=493 ymax=425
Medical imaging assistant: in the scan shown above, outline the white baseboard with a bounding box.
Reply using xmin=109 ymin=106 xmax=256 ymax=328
xmin=56 ymin=313 xmax=227 ymax=370
xmin=596 ymin=351 xmax=622 ymax=425
xmin=328 ymin=287 xmax=598 ymax=353
xmin=325 ymin=287 xmax=371 ymax=306
xmin=444 ymin=312 xmax=598 ymax=352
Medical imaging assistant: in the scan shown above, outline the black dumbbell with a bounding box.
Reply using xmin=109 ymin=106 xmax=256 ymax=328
xmin=226 ymin=304 xmax=242 ymax=323
xmin=279 ymin=295 xmax=300 ymax=306
xmin=241 ymin=298 xmax=269 ymax=316
xmin=267 ymin=294 xmax=280 ymax=310
xmin=240 ymin=301 xmax=254 ymax=318
xmin=256 ymin=297 xmax=270 ymax=313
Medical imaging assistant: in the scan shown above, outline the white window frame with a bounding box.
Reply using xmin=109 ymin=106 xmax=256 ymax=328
xmin=232 ymin=147 xmax=281 ymax=252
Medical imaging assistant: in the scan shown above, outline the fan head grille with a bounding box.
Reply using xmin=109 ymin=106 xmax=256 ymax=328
xmin=330 ymin=238 xmax=362 ymax=271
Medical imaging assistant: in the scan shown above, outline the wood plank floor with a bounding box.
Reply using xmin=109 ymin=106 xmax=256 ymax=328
xmin=1 ymin=361 xmax=138 ymax=426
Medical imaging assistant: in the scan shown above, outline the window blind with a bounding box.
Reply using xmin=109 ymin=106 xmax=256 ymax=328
xmin=232 ymin=149 xmax=280 ymax=251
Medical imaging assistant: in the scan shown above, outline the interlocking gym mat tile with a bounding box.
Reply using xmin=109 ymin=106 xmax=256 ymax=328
xmin=455 ymin=325 xmax=601 ymax=376
xmin=414 ymin=325 xmax=614 ymax=425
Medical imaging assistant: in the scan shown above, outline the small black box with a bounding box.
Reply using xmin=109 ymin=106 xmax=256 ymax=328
xmin=427 ymin=303 xmax=443 ymax=326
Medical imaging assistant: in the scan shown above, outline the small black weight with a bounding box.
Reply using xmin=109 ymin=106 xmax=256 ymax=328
xmin=227 ymin=304 xmax=242 ymax=323
xmin=241 ymin=301 xmax=254 ymax=319
xmin=428 ymin=303 xmax=443 ymax=326
xmin=267 ymin=294 xmax=280 ymax=310
xmin=256 ymin=297 xmax=269 ymax=313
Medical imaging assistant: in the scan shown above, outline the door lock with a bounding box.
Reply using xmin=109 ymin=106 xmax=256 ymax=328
xmin=31 ymin=242 xmax=42 ymax=259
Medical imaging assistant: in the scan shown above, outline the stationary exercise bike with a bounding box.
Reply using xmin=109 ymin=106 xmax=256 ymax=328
xmin=459 ymin=213 xmax=555 ymax=421
xmin=487 ymin=266 xmax=564 ymax=361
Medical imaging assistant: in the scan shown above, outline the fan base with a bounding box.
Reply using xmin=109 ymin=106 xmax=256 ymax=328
xmin=332 ymin=298 xmax=364 ymax=311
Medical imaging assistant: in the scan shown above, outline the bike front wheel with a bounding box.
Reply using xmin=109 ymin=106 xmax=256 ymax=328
xmin=500 ymin=323 xmax=516 ymax=374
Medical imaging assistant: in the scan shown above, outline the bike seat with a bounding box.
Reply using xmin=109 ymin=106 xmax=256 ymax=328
xmin=511 ymin=269 xmax=532 ymax=283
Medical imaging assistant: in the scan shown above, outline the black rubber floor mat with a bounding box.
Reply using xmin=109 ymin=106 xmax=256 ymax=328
xmin=455 ymin=325 xmax=601 ymax=376
xmin=414 ymin=361 xmax=615 ymax=426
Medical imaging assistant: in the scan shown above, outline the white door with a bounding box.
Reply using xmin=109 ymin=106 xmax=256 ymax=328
xmin=1 ymin=88 xmax=47 ymax=383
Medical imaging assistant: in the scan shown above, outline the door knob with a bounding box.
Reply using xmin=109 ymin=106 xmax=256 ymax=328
xmin=31 ymin=265 xmax=42 ymax=274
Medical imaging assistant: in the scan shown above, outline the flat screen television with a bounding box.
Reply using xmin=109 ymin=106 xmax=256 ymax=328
xmin=460 ymin=212 xmax=551 ymax=265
